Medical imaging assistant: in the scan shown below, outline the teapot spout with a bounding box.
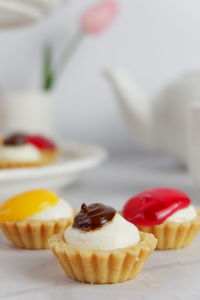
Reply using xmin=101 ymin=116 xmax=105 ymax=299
xmin=105 ymin=69 xmax=153 ymax=148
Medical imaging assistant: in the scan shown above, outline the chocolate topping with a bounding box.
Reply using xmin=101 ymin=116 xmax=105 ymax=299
xmin=4 ymin=133 xmax=27 ymax=146
xmin=73 ymin=203 xmax=116 ymax=231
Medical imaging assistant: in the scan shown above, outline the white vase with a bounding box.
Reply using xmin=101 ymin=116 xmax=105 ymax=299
xmin=0 ymin=91 xmax=56 ymax=137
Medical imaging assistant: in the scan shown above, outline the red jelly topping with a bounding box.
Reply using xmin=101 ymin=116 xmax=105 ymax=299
xmin=26 ymin=135 xmax=56 ymax=150
xmin=122 ymin=188 xmax=191 ymax=226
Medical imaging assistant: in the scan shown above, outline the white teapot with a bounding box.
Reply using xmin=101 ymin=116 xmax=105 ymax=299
xmin=106 ymin=69 xmax=200 ymax=171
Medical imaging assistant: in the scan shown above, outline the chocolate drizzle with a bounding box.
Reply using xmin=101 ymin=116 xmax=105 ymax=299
xmin=73 ymin=203 xmax=116 ymax=231
xmin=4 ymin=133 xmax=27 ymax=146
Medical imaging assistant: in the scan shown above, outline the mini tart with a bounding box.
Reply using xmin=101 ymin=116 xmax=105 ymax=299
xmin=0 ymin=133 xmax=59 ymax=169
xmin=0 ymin=189 xmax=74 ymax=249
xmin=1 ymin=218 xmax=73 ymax=249
xmin=137 ymin=211 xmax=200 ymax=250
xmin=49 ymin=231 xmax=157 ymax=284
xmin=122 ymin=188 xmax=200 ymax=250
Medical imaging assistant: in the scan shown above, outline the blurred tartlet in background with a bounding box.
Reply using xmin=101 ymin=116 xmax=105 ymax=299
xmin=0 ymin=132 xmax=58 ymax=168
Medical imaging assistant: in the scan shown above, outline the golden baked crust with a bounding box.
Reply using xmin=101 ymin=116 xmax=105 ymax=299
xmin=1 ymin=217 xmax=72 ymax=249
xmin=0 ymin=161 xmax=44 ymax=168
xmin=49 ymin=231 xmax=157 ymax=284
xmin=39 ymin=149 xmax=59 ymax=165
xmin=137 ymin=211 xmax=200 ymax=250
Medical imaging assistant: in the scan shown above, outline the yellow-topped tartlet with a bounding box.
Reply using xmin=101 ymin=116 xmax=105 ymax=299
xmin=0 ymin=189 xmax=74 ymax=249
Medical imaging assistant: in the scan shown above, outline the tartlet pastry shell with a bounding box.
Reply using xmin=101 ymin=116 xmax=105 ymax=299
xmin=137 ymin=212 xmax=200 ymax=250
xmin=49 ymin=232 xmax=157 ymax=284
xmin=40 ymin=149 xmax=59 ymax=165
xmin=1 ymin=217 xmax=72 ymax=249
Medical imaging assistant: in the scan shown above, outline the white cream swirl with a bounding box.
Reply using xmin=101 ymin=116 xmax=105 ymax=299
xmin=164 ymin=205 xmax=197 ymax=223
xmin=0 ymin=144 xmax=41 ymax=162
xmin=28 ymin=199 xmax=73 ymax=220
xmin=64 ymin=213 xmax=140 ymax=251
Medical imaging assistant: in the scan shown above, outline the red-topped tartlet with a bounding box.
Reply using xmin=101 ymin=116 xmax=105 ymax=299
xmin=122 ymin=188 xmax=200 ymax=250
xmin=0 ymin=133 xmax=58 ymax=168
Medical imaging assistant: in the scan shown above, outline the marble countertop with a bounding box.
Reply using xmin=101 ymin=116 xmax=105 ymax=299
xmin=1 ymin=154 xmax=200 ymax=300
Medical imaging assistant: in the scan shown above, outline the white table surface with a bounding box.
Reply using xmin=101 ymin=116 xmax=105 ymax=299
xmin=1 ymin=153 xmax=200 ymax=300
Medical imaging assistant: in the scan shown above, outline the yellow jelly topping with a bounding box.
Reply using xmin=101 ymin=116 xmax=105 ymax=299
xmin=0 ymin=189 xmax=59 ymax=222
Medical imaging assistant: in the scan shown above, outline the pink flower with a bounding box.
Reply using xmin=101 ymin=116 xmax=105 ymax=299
xmin=80 ymin=0 xmax=118 ymax=34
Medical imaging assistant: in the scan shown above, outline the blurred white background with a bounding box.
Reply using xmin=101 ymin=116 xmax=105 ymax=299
xmin=0 ymin=0 xmax=200 ymax=154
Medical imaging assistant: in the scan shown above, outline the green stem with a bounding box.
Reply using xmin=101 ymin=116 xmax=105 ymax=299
xmin=42 ymin=30 xmax=85 ymax=91
xmin=42 ymin=44 xmax=55 ymax=91
xmin=55 ymin=30 xmax=85 ymax=81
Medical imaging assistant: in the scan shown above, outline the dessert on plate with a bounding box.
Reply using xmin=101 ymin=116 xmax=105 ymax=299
xmin=122 ymin=187 xmax=200 ymax=250
xmin=0 ymin=133 xmax=58 ymax=168
xmin=49 ymin=202 xmax=157 ymax=284
xmin=0 ymin=189 xmax=73 ymax=249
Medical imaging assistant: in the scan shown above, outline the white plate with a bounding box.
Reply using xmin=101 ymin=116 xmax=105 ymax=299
xmin=0 ymin=141 xmax=107 ymax=199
